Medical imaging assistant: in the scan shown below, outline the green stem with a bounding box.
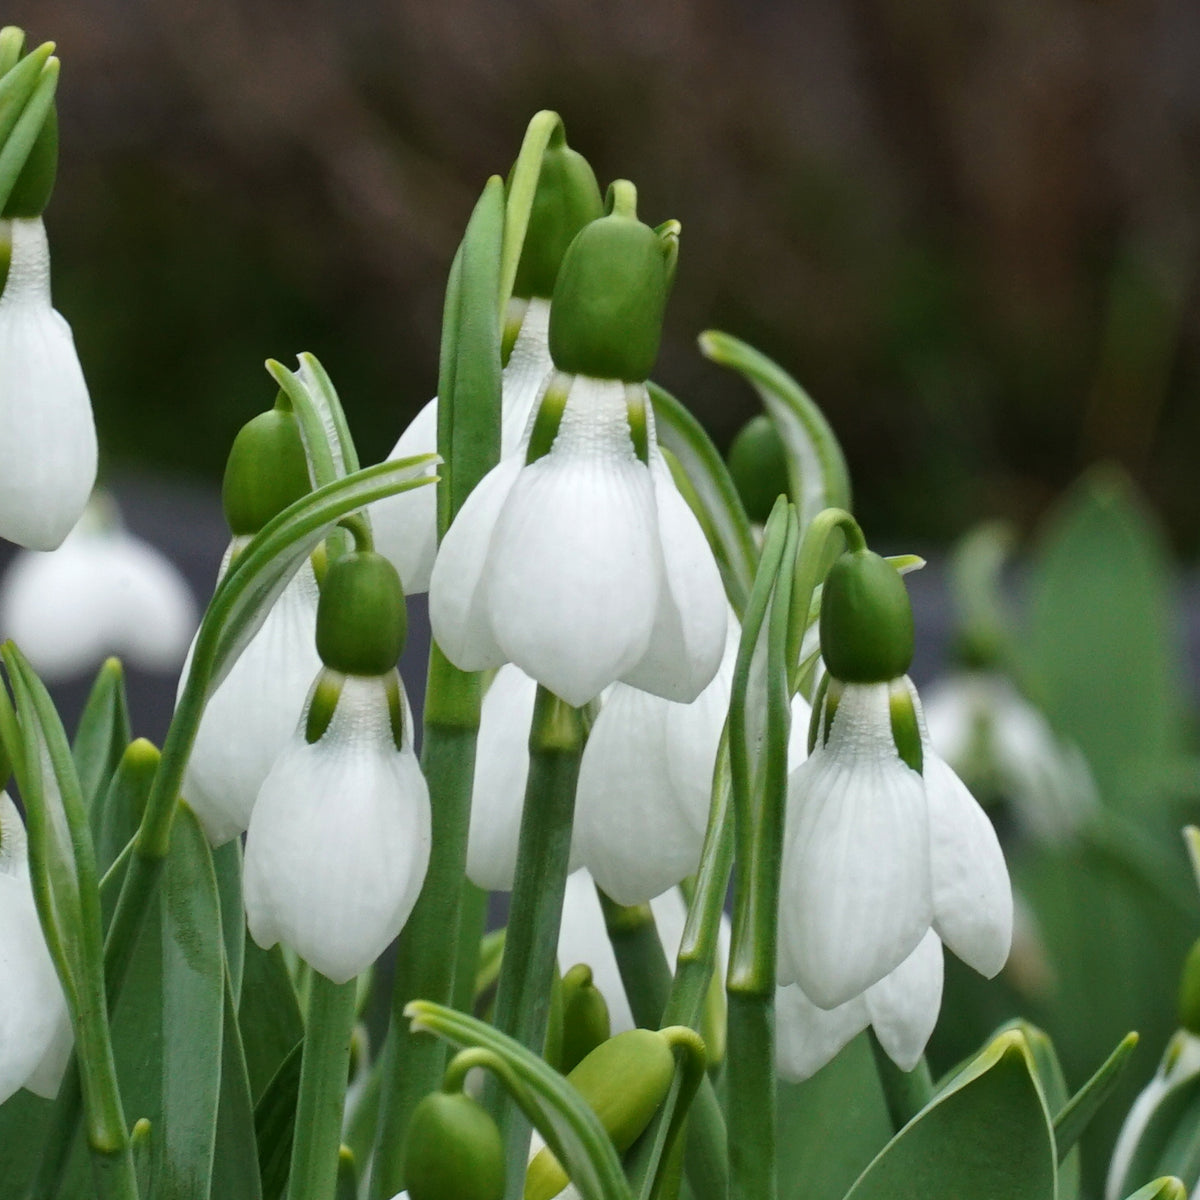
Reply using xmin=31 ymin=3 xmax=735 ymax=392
xmin=488 ymin=685 xmax=584 ymax=1200
xmin=726 ymin=993 xmax=777 ymax=1200
xmin=370 ymin=646 xmax=482 ymax=1200
xmin=86 ymin=1146 xmax=141 ymax=1200
xmin=868 ymin=1031 xmax=933 ymax=1132
xmin=454 ymin=880 xmax=490 ymax=1013
xmin=287 ymin=974 xmax=358 ymax=1200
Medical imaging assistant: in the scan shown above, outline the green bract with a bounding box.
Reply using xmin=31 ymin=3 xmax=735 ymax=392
xmin=820 ymin=549 xmax=915 ymax=684
xmin=547 ymin=181 xmax=675 ymax=383
xmin=3 ymin=101 xmax=55 ymax=218
xmin=315 ymin=550 xmax=407 ymax=676
xmin=404 ymin=1091 xmax=506 ymax=1200
xmin=727 ymin=414 xmax=789 ymax=524
xmin=221 ymin=408 xmax=311 ymax=535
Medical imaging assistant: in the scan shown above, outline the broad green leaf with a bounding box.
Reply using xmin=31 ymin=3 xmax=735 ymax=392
xmin=255 ymin=1040 xmax=304 ymax=1200
xmin=211 ymin=978 xmax=263 ymax=1200
xmin=72 ymin=657 xmax=131 ymax=813
xmin=1024 ymin=467 xmax=1182 ymax=808
xmin=845 ymin=1030 xmax=1056 ymax=1200
xmin=0 ymin=1090 xmax=51 ymax=1200
xmin=649 ymin=380 xmax=758 ymax=615
xmin=776 ymin=1034 xmax=892 ymax=1200
xmin=239 ymin=940 xmax=304 ymax=1103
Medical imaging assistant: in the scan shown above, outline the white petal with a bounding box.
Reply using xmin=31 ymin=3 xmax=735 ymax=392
xmin=428 ymin=455 xmax=522 ymax=673
xmin=372 ymin=397 xmax=441 ymax=594
xmin=499 ymin=298 xmax=552 ymax=455
xmin=778 ymin=683 xmax=932 ymax=1008
xmin=467 ymin=664 xmax=539 ymax=891
xmin=619 ymin=450 xmax=726 ymax=702
xmin=181 ymin=558 xmax=321 ymax=845
xmin=787 ymin=692 xmax=813 ymax=771
xmin=774 ymin=982 xmax=869 ymax=1082
xmin=486 ymin=378 xmax=658 ymax=706
xmin=923 ymin=750 xmax=1012 ymax=978
xmin=244 ymin=676 xmax=432 ymax=983
xmin=0 ymin=218 xmax=96 ymax=550
xmin=864 ymin=929 xmax=944 ymax=1072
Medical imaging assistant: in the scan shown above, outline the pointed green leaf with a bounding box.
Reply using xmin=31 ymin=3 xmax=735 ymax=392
xmin=1123 ymin=1179 xmax=1188 ymax=1200
xmin=255 ymin=1040 xmax=304 ymax=1200
xmin=0 ymin=55 xmax=57 ymax=216
xmin=1054 ymin=1032 xmax=1139 ymax=1159
xmin=213 ymin=839 xmax=245 ymax=998
xmin=73 ymin=657 xmax=131 ymax=813
xmin=211 ymin=978 xmax=263 ymax=1200
xmin=500 ymin=110 xmax=564 ymax=309
xmin=239 ymin=940 xmax=304 ymax=1103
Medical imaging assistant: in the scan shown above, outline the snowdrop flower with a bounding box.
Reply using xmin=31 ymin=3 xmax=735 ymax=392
xmin=0 ymin=492 xmax=196 ymax=680
xmin=431 ymin=184 xmax=726 ymax=707
xmin=244 ymin=550 xmax=431 ymax=983
xmin=778 ymin=549 xmax=1011 ymax=1029
xmin=0 ymin=217 xmax=97 ymax=550
xmin=0 ymin=792 xmax=72 ymax=1104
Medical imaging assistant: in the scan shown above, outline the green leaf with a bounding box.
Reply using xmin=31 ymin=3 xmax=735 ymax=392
xmin=72 ymin=657 xmax=131 ymax=814
xmin=1123 ymin=1179 xmax=1188 ymax=1200
xmin=93 ymin=738 xmax=158 ymax=885
xmin=213 ymin=839 xmax=245 ymax=999
xmin=1024 ymin=466 xmax=1182 ymax=808
xmin=211 ymin=978 xmax=263 ymax=1200
xmin=844 ymin=1030 xmax=1057 ymax=1200
xmin=239 ymin=940 xmax=304 ymax=1103
xmin=500 ymin=110 xmax=564 ymax=310
xmin=698 ymin=329 xmax=851 ymax=529
xmin=1054 ymin=1031 xmax=1139 ymax=1160
xmin=649 ymin=380 xmax=757 ymax=615
xmin=0 ymin=43 xmax=55 ymax=214
xmin=255 ymin=1040 xmax=304 ymax=1200
xmin=0 ymin=1091 xmax=52 ymax=1200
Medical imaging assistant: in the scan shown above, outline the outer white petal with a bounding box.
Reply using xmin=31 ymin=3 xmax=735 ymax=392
xmin=372 ymin=397 xmax=441 ymax=594
xmin=428 ymin=456 xmax=522 ymax=673
xmin=923 ymin=748 xmax=1012 ymax=978
xmin=619 ymin=450 xmax=726 ymax=703
xmin=467 ymin=664 xmax=539 ymax=891
xmin=244 ymin=676 xmax=431 ymax=984
xmin=787 ymin=692 xmax=813 ymax=771
xmin=863 ymin=929 xmax=944 ymax=1072
xmin=181 ymin=557 xmax=321 ymax=845
xmin=0 ymin=219 xmax=97 ymax=550
xmin=498 ymin=298 xmax=552 ymax=454
xmin=0 ymin=794 xmax=72 ymax=1103
xmin=778 ymin=683 xmax=932 ymax=1008
xmin=486 ymin=377 xmax=658 ymax=706
xmin=775 ymin=982 xmax=869 ymax=1082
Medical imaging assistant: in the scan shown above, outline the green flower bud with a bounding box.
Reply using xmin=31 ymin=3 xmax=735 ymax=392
xmin=819 ymin=549 xmax=914 ymax=684
xmin=525 ymin=1029 xmax=676 ymax=1200
xmin=3 ymin=102 xmax=56 ymax=219
xmin=405 ymin=1091 xmax=506 ymax=1200
xmin=316 ymin=550 xmax=407 ymax=676
xmin=547 ymin=181 xmax=676 ymax=383
xmin=559 ymin=964 xmax=611 ymax=1074
xmin=727 ymin=414 xmax=789 ymax=524
xmin=512 ymin=130 xmax=603 ymax=301
xmin=221 ymin=408 xmax=311 ymax=536
xmin=1179 ymin=938 xmax=1200 ymax=1036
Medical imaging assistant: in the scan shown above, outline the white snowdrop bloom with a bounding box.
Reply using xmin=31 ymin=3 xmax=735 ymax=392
xmin=922 ymin=670 xmax=1098 ymax=841
xmin=775 ymin=930 xmax=943 ymax=1082
xmin=0 ymin=792 xmax=72 ymax=1104
xmin=244 ymin=673 xmax=431 ymax=984
xmin=0 ymin=217 xmax=97 ymax=550
xmin=0 ymin=493 xmax=197 ymax=681
xmin=429 ymin=373 xmax=726 ymax=708
xmin=180 ymin=550 xmax=321 ymax=846
xmin=372 ymin=299 xmax=553 ymax=594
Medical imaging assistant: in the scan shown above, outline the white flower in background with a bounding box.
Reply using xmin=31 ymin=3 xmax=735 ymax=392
xmin=0 ymin=217 xmax=97 ymax=550
xmin=430 ymin=374 xmax=726 ymax=707
xmin=0 ymin=792 xmax=73 ymax=1104
xmin=372 ymin=299 xmax=553 ymax=594
xmin=0 ymin=492 xmax=197 ymax=681
xmin=180 ymin=552 xmax=321 ymax=846
xmin=922 ymin=670 xmax=1098 ymax=841
xmin=244 ymin=673 xmax=431 ymax=984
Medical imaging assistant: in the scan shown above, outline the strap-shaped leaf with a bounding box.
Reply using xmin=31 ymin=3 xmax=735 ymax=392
xmin=212 ymin=978 xmax=264 ymax=1200
xmin=239 ymin=940 xmax=304 ymax=1104
xmin=0 ymin=42 xmax=56 ymax=214
xmin=1054 ymin=1032 xmax=1138 ymax=1160
xmin=500 ymin=111 xmax=564 ymax=311
xmin=255 ymin=1041 xmax=304 ymax=1200
xmin=1123 ymin=1178 xmax=1187 ymax=1200
xmin=73 ymin=657 xmax=131 ymax=814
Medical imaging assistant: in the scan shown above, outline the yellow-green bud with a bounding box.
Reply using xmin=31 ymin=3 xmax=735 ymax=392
xmin=405 ymin=1091 xmax=506 ymax=1200
xmin=512 ymin=130 xmax=603 ymax=301
xmin=727 ymin=415 xmax=788 ymax=524
xmin=315 ymin=551 xmax=407 ymax=676
xmin=525 ymin=1029 xmax=675 ymax=1200
xmin=221 ymin=409 xmax=310 ymax=536
xmin=819 ymin=550 xmax=914 ymax=684
xmin=547 ymin=182 xmax=675 ymax=383
xmin=559 ymin=964 xmax=611 ymax=1074
xmin=1179 ymin=939 xmax=1200 ymax=1036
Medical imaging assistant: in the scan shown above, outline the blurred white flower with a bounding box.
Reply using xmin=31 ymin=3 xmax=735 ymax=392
xmin=0 ymin=792 xmax=72 ymax=1104
xmin=244 ymin=673 xmax=431 ymax=984
xmin=0 ymin=217 xmax=97 ymax=550
xmin=0 ymin=493 xmax=196 ymax=681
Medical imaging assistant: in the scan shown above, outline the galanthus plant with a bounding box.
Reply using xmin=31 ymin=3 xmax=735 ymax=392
xmin=1 ymin=31 xmax=1198 ymax=1200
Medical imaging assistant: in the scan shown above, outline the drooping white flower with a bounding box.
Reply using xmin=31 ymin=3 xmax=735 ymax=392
xmin=0 ymin=792 xmax=73 ymax=1104
xmin=0 ymin=217 xmax=97 ymax=550
xmin=429 ymin=373 xmax=726 ymax=708
xmin=0 ymin=492 xmax=197 ymax=681
xmin=371 ymin=299 xmax=554 ymax=594
xmin=180 ymin=550 xmax=321 ymax=846
xmin=244 ymin=673 xmax=431 ymax=984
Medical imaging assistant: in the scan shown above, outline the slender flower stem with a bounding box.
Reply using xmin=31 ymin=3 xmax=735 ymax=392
xmin=868 ymin=1031 xmax=934 ymax=1131
xmin=287 ymin=973 xmax=358 ymax=1200
xmin=726 ymin=993 xmax=776 ymax=1200
xmin=487 ymin=685 xmax=584 ymax=1200
xmin=371 ymin=646 xmax=481 ymax=1200
xmin=453 ymin=880 xmax=490 ymax=1013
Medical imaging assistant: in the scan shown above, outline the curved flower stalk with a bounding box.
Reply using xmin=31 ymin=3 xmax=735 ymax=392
xmin=0 ymin=216 xmax=97 ymax=550
xmin=0 ymin=491 xmax=197 ymax=681
xmin=0 ymin=791 xmax=72 ymax=1104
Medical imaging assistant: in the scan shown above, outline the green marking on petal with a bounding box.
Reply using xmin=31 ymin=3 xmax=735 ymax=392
xmin=384 ymin=672 xmax=407 ymax=752
xmin=305 ymin=670 xmax=344 ymax=745
xmin=501 ymin=297 xmax=529 ymax=365
xmin=525 ymin=372 xmax=571 ymax=464
xmin=888 ymin=680 xmax=922 ymax=774
xmin=625 ymin=384 xmax=651 ymax=465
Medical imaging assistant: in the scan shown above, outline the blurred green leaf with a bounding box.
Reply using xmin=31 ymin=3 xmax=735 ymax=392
xmin=255 ymin=1040 xmax=303 ymax=1200
xmin=1054 ymin=1031 xmax=1139 ymax=1160
xmin=92 ymin=738 xmax=158 ymax=885
xmin=0 ymin=1091 xmax=51 ymax=1199
xmin=72 ymin=657 xmax=131 ymax=814
xmin=211 ymin=979 xmax=263 ymax=1200
xmin=213 ymin=839 xmax=245 ymax=999
xmin=239 ymin=940 xmax=304 ymax=1104
xmin=1123 ymin=1179 xmax=1188 ymax=1200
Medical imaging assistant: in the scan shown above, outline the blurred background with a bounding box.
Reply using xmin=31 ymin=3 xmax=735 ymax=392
xmin=4 ymin=0 xmax=1199 ymax=551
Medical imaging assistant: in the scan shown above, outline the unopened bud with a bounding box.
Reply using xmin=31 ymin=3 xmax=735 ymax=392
xmin=404 ymin=1091 xmax=506 ymax=1200
xmin=221 ymin=408 xmax=310 ymax=535
xmin=820 ymin=549 xmax=914 ymax=684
